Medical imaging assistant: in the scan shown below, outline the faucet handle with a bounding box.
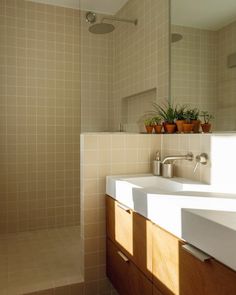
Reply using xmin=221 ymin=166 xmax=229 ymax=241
xmin=193 ymin=153 xmax=208 ymax=173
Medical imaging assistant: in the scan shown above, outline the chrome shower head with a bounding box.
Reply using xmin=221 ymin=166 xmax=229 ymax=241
xmin=89 ymin=23 xmax=115 ymax=34
xmin=88 ymin=16 xmax=137 ymax=35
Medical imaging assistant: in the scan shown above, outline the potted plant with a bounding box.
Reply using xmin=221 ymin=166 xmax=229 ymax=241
xmin=144 ymin=118 xmax=155 ymax=134
xmin=200 ymin=111 xmax=214 ymax=133
xmin=183 ymin=110 xmax=194 ymax=133
xmin=153 ymin=102 xmax=176 ymax=134
xmin=152 ymin=116 xmax=162 ymax=134
xmin=190 ymin=108 xmax=200 ymax=133
xmin=175 ymin=104 xmax=187 ymax=133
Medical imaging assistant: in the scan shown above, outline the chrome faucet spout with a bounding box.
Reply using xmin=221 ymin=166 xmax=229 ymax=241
xmin=162 ymin=153 xmax=193 ymax=164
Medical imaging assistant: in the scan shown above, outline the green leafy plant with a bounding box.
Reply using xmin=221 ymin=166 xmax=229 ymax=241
xmin=144 ymin=118 xmax=155 ymax=126
xmin=190 ymin=108 xmax=200 ymax=121
xmin=183 ymin=109 xmax=194 ymax=123
xmin=175 ymin=104 xmax=187 ymax=120
xmin=152 ymin=116 xmax=162 ymax=125
xmin=200 ymin=111 xmax=214 ymax=124
xmin=152 ymin=102 xmax=176 ymax=124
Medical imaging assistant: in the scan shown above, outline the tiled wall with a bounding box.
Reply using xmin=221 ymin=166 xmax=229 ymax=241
xmin=0 ymin=0 xmax=80 ymax=233
xmin=171 ymin=25 xmax=217 ymax=122
xmin=217 ymin=20 xmax=236 ymax=130
xmin=80 ymin=133 xmax=161 ymax=295
xmin=110 ymin=0 xmax=170 ymax=131
xmin=80 ymin=13 xmax=113 ymax=132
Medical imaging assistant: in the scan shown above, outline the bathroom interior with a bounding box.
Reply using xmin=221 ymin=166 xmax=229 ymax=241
xmin=1 ymin=0 xmax=236 ymax=294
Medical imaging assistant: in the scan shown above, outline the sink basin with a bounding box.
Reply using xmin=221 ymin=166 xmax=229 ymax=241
xmin=182 ymin=209 xmax=236 ymax=271
xmin=106 ymin=174 xmax=209 ymax=209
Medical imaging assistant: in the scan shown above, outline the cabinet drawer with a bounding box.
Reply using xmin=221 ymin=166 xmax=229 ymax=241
xmin=106 ymin=196 xmax=133 ymax=255
xmin=106 ymin=238 xmax=152 ymax=295
xmin=106 ymin=196 xmax=152 ymax=279
xmin=179 ymin=244 xmax=236 ymax=295
xmin=152 ymin=223 xmax=184 ymax=295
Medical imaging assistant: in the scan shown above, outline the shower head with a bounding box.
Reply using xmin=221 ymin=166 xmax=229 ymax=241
xmin=86 ymin=11 xmax=96 ymax=24
xmin=89 ymin=23 xmax=115 ymax=34
xmin=171 ymin=33 xmax=183 ymax=43
xmin=87 ymin=14 xmax=138 ymax=35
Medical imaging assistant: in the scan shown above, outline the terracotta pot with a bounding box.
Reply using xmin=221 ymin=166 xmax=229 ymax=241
xmin=183 ymin=123 xmax=194 ymax=133
xmin=201 ymin=123 xmax=211 ymax=133
xmin=192 ymin=120 xmax=201 ymax=133
xmin=176 ymin=120 xmax=185 ymax=133
xmin=162 ymin=122 xmax=167 ymax=133
xmin=154 ymin=125 xmax=162 ymax=134
xmin=165 ymin=124 xmax=176 ymax=134
xmin=145 ymin=125 xmax=154 ymax=134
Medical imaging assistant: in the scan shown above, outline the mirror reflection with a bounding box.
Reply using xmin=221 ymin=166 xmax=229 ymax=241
xmin=171 ymin=0 xmax=236 ymax=131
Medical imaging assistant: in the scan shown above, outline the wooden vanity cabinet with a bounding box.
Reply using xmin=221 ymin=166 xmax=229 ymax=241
xmin=106 ymin=195 xmax=236 ymax=295
xmin=106 ymin=196 xmax=152 ymax=280
xmin=152 ymin=223 xmax=184 ymax=295
xmin=179 ymin=244 xmax=236 ymax=295
xmin=106 ymin=239 xmax=153 ymax=295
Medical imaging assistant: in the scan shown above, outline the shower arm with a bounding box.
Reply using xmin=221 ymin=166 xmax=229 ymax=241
xmin=101 ymin=16 xmax=138 ymax=26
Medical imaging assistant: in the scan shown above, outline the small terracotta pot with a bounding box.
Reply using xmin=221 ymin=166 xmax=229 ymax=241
xmin=165 ymin=124 xmax=176 ymax=134
xmin=176 ymin=120 xmax=185 ymax=133
xmin=145 ymin=125 xmax=154 ymax=134
xmin=183 ymin=123 xmax=194 ymax=133
xmin=201 ymin=123 xmax=211 ymax=133
xmin=192 ymin=120 xmax=201 ymax=133
xmin=154 ymin=125 xmax=162 ymax=134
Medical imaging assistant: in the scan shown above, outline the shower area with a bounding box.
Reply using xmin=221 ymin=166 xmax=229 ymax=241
xmin=0 ymin=0 xmax=169 ymax=293
xmin=0 ymin=0 xmax=82 ymax=294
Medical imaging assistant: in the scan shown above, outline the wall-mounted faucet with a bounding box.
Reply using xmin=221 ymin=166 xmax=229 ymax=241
xmin=162 ymin=153 xmax=194 ymax=164
xmin=162 ymin=153 xmax=193 ymax=178
xmin=193 ymin=153 xmax=208 ymax=173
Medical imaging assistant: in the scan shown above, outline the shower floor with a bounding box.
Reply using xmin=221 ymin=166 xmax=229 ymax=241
xmin=0 ymin=226 xmax=83 ymax=295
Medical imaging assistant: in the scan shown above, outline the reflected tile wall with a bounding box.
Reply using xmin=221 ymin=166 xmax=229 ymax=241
xmin=110 ymin=0 xmax=170 ymax=131
xmin=171 ymin=25 xmax=218 ymax=125
xmin=217 ymin=20 xmax=236 ymax=131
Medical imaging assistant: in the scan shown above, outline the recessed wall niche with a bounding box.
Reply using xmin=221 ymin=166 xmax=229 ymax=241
xmin=121 ymin=88 xmax=157 ymax=133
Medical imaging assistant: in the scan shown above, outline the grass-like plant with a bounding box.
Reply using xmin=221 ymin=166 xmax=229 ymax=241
xmin=200 ymin=111 xmax=214 ymax=124
xmin=152 ymin=101 xmax=176 ymax=124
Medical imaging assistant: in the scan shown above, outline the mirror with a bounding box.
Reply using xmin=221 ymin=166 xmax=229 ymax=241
xmin=171 ymin=0 xmax=236 ymax=131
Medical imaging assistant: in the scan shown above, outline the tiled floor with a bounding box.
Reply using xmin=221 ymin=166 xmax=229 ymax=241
xmin=0 ymin=226 xmax=83 ymax=295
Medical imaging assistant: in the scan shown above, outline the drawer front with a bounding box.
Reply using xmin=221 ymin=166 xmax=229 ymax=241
xmin=106 ymin=196 xmax=133 ymax=255
xmin=106 ymin=238 xmax=152 ymax=295
xmin=106 ymin=196 xmax=152 ymax=279
xmin=180 ymin=244 xmax=236 ymax=295
xmin=152 ymin=223 xmax=183 ymax=295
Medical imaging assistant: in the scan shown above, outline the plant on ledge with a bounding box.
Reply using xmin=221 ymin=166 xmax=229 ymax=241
xmin=144 ymin=118 xmax=155 ymax=134
xmin=200 ymin=111 xmax=214 ymax=133
xmin=152 ymin=101 xmax=176 ymax=134
xmin=175 ymin=104 xmax=187 ymax=133
xmin=190 ymin=108 xmax=200 ymax=133
xmin=152 ymin=116 xmax=162 ymax=134
xmin=183 ymin=109 xmax=194 ymax=133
